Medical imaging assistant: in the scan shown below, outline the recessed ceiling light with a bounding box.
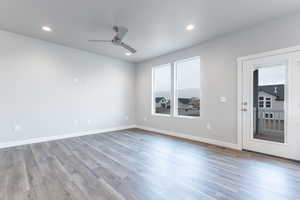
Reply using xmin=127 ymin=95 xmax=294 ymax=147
xmin=126 ymin=52 xmax=132 ymax=56
xmin=42 ymin=26 xmax=52 ymax=32
xmin=186 ymin=24 xmax=195 ymax=31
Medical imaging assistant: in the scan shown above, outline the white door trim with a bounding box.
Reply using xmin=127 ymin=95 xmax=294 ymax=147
xmin=237 ymin=45 xmax=300 ymax=62
xmin=237 ymin=45 xmax=300 ymax=151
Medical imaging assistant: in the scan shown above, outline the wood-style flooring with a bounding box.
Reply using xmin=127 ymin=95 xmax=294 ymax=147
xmin=0 ymin=128 xmax=299 ymax=200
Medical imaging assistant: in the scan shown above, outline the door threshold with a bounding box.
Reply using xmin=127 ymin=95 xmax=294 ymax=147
xmin=242 ymin=149 xmax=300 ymax=163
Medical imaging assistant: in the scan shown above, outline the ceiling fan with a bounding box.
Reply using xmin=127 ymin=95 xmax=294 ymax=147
xmin=88 ymin=26 xmax=137 ymax=54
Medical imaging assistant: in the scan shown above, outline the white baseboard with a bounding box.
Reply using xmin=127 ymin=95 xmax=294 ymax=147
xmin=135 ymin=125 xmax=241 ymax=150
xmin=0 ymin=124 xmax=241 ymax=151
xmin=0 ymin=125 xmax=136 ymax=149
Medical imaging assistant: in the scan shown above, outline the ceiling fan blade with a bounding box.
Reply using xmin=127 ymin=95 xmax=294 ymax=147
xmin=88 ymin=39 xmax=112 ymax=42
xmin=120 ymin=42 xmax=137 ymax=54
xmin=114 ymin=26 xmax=128 ymax=41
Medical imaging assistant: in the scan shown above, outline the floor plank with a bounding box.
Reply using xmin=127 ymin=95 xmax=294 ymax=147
xmin=0 ymin=128 xmax=299 ymax=200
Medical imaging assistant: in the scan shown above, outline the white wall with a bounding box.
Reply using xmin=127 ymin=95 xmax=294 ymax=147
xmin=135 ymin=13 xmax=300 ymax=145
xmin=0 ymin=30 xmax=136 ymax=144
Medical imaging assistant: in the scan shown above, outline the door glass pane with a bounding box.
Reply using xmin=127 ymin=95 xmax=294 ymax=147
xmin=253 ymin=64 xmax=286 ymax=143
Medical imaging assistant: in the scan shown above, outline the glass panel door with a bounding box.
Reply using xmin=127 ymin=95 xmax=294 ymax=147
xmin=241 ymin=50 xmax=300 ymax=161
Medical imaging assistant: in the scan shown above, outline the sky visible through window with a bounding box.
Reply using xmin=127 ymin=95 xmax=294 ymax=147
xmin=258 ymin=64 xmax=286 ymax=86
xmin=154 ymin=65 xmax=171 ymax=96
xmin=154 ymin=59 xmax=200 ymax=98
xmin=176 ymin=58 xmax=200 ymax=98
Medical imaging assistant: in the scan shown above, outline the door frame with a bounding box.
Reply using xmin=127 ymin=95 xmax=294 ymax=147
xmin=237 ymin=45 xmax=300 ymax=151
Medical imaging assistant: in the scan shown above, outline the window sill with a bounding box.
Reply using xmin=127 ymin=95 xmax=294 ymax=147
xmin=174 ymin=115 xmax=200 ymax=119
xmin=152 ymin=113 xmax=171 ymax=117
xmin=151 ymin=113 xmax=200 ymax=119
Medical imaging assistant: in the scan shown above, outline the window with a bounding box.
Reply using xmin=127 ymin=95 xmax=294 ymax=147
xmin=152 ymin=64 xmax=171 ymax=115
xmin=264 ymin=112 xmax=274 ymax=119
xmin=152 ymin=57 xmax=200 ymax=118
xmin=264 ymin=113 xmax=269 ymax=119
xmin=258 ymin=96 xmax=264 ymax=108
xmin=175 ymin=57 xmax=200 ymax=117
xmin=258 ymin=96 xmax=272 ymax=108
xmin=265 ymin=97 xmax=272 ymax=108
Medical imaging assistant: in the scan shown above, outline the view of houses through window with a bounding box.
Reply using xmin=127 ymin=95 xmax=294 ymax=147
xmin=253 ymin=64 xmax=286 ymax=143
xmin=175 ymin=58 xmax=200 ymax=117
xmin=153 ymin=64 xmax=171 ymax=115
xmin=152 ymin=57 xmax=200 ymax=117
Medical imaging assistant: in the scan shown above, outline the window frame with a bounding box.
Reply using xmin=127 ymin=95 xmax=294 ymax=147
xmin=151 ymin=63 xmax=172 ymax=117
xmin=258 ymin=96 xmax=265 ymax=108
xmin=174 ymin=57 xmax=201 ymax=118
xmin=151 ymin=56 xmax=201 ymax=119
xmin=265 ymin=97 xmax=272 ymax=109
xmin=264 ymin=112 xmax=269 ymax=119
xmin=258 ymin=96 xmax=272 ymax=109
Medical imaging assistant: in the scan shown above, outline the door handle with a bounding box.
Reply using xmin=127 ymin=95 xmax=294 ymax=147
xmin=241 ymin=102 xmax=248 ymax=112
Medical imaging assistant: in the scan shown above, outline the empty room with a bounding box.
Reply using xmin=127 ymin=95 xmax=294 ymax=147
xmin=1 ymin=0 xmax=300 ymax=199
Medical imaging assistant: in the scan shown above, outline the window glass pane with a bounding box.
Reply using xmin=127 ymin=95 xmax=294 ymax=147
xmin=153 ymin=64 xmax=171 ymax=115
xmin=265 ymin=113 xmax=269 ymax=118
xmin=175 ymin=57 xmax=200 ymax=117
xmin=259 ymin=102 xmax=264 ymax=108
xmin=253 ymin=64 xmax=286 ymax=143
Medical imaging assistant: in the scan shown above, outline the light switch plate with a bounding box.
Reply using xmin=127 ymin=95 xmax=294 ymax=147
xmin=220 ymin=96 xmax=227 ymax=103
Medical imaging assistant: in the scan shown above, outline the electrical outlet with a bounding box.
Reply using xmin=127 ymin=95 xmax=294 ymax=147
xmin=144 ymin=117 xmax=148 ymax=121
xmin=206 ymin=123 xmax=212 ymax=130
xmin=74 ymin=120 xmax=79 ymax=125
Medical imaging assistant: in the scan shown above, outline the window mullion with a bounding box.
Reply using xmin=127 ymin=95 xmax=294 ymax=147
xmin=171 ymin=62 xmax=175 ymax=117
